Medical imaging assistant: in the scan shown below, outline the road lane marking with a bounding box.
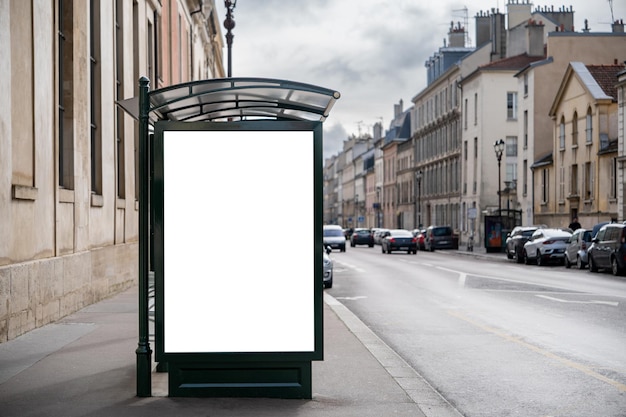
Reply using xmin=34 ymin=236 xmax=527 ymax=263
xmin=447 ymin=310 xmax=626 ymax=393
xmin=536 ymin=294 xmax=619 ymax=307
xmin=334 ymin=296 xmax=368 ymax=301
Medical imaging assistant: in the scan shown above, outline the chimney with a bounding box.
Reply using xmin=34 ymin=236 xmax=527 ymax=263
xmin=490 ymin=10 xmax=507 ymax=60
xmin=613 ymin=19 xmax=625 ymax=33
xmin=526 ymin=19 xmax=545 ymax=57
xmin=475 ymin=10 xmax=491 ymax=46
xmin=507 ymin=0 xmax=532 ymax=29
xmin=448 ymin=21 xmax=466 ymax=47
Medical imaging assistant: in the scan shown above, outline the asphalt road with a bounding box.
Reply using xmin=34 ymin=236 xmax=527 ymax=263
xmin=326 ymin=247 xmax=626 ymax=417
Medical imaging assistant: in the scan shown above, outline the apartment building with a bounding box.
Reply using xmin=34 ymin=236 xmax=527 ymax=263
xmin=520 ymin=27 xmax=626 ymax=228
xmin=0 ymin=0 xmax=224 ymax=342
xmin=543 ymin=62 xmax=625 ymax=228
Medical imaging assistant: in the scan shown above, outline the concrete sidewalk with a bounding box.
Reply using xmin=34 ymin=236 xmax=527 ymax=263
xmin=0 ymin=285 xmax=461 ymax=417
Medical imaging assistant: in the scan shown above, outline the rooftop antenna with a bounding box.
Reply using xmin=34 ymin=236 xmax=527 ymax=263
xmin=356 ymin=121 xmax=363 ymax=136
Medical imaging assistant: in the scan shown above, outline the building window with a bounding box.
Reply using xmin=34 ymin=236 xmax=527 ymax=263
xmin=522 ymin=159 xmax=528 ymax=196
xmin=523 ymin=73 xmax=528 ymax=96
xmin=559 ymin=166 xmax=565 ymax=201
xmin=523 ymin=110 xmax=528 ymax=149
xmin=586 ymin=108 xmax=593 ymax=144
xmin=464 ymin=98 xmax=468 ymax=129
xmin=507 ymin=92 xmax=517 ymax=120
xmin=610 ymin=158 xmax=617 ymax=199
xmin=506 ymin=163 xmax=517 ymax=183
xmin=506 ymin=136 xmax=517 ymax=157
xmin=541 ymin=169 xmax=549 ymax=203
xmin=58 ymin=0 xmax=74 ymax=189
xmin=559 ymin=116 xmax=565 ymax=150
xmin=584 ymin=161 xmax=593 ymax=200
xmin=570 ymin=164 xmax=578 ymax=196
xmin=115 ymin=0 xmax=125 ymax=198
xmin=572 ymin=111 xmax=578 ymax=147
xmin=90 ymin=0 xmax=102 ymax=195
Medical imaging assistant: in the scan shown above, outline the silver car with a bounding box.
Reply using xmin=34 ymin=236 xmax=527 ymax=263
xmin=523 ymin=228 xmax=572 ymax=266
xmin=564 ymin=228 xmax=592 ymax=269
xmin=323 ymin=249 xmax=333 ymax=288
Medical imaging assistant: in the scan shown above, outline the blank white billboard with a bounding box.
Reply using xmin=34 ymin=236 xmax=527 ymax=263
xmin=162 ymin=129 xmax=315 ymax=353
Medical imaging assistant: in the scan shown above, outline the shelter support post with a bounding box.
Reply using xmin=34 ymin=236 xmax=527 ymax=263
xmin=136 ymin=76 xmax=152 ymax=397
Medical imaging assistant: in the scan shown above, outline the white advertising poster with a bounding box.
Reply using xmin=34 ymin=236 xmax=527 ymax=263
xmin=162 ymin=129 xmax=315 ymax=353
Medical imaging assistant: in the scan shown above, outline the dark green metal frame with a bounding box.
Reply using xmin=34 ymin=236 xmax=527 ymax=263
xmin=152 ymin=120 xmax=324 ymax=398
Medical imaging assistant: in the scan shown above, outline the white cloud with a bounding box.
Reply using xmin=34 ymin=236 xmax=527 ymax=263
xmin=216 ymin=0 xmax=626 ymax=159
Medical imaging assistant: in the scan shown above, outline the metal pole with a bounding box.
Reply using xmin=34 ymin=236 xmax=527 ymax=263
xmin=224 ymin=1 xmax=236 ymax=77
xmin=136 ymin=76 xmax=152 ymax=397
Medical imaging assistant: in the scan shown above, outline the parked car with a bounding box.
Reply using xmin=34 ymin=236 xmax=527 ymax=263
xmin=413 ymin=229 xmax=426 ymax=250
xmin=323 ymin=247 xmax=333 ymax=288
xmin=423 ymin=226 xmax=458 ymax=251
xmin=523 ymin=228 xmax=572 ymax=266
xmin=381 ymin=229 xmax=417 ymax=254
xmin=505 ymin=226 xmax=540 ymax=263
xmin=351 ymin=228 xmax=374 ymax=247
xmin=564 ymin=228 xmax=593 ymax=269
xmin=373 ymin=228 xmax=390 ymax=245
xmin=587 ymin=223 xmax=626 ymax=276
xmin=323 ymin=225 xmax=346 ymax=252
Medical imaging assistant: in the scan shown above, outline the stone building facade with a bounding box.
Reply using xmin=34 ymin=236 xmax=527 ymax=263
xmin=0 ymin=0 xmax=224 ymax=342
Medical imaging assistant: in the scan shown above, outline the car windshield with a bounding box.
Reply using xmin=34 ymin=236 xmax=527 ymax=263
xmin=356 ymin=230 xmax=370 ymax=235
xmin=433 ymin=227 xmax=452 ymax=236
xmin=522 ymin=230 xmax=535 ymax=237
xmin=390 ymin=230 xmax=412 ymax=237
xmin=582 ymin=230 xmax=592 ymax=241
xmin=324 ymin=229 xmax=343 ymax=237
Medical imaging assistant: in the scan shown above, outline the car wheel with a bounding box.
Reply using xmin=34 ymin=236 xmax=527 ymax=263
xmin=564 ymin=255 xmax=571 ymax=269
xmin=537 ymin=254 xmax=543 ymax=266
xmin=514 ymin=249 xmax=524 ymax=264
xmin=369 ymin=243 xmax=374 ymax=247
xmin=611 ymin=257 xmax=624 ymax=276
xmin=412 ymin=250 xmax=417 ymax=254
xmin=506 ymin=248 xmax=513 ymax=259
xmin=524 ymin=250 xmax=532 ymax=265
xmin=588 ymin=255 xmax=598 ymax=272
xmin=381 ymin=246 xmax=385 ymax=254
xmin=351 ymin=242 xmax=355 ymax=247
xmin=576 ymin=256 xmax=585 ymax=270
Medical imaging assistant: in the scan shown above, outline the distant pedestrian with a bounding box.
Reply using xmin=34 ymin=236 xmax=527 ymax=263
xmin=568 ymin=217 xmax=581 ymax=231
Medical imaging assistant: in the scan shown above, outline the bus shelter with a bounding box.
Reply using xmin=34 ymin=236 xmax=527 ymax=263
xmin=119 ymin=77 xmax=340 ymax=398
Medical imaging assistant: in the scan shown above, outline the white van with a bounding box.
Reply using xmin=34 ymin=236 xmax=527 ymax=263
xmin=323 ymin=225 xmax=346 ymax=252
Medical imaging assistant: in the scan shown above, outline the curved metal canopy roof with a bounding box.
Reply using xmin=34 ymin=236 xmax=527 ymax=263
xmin=118 ymin=77 xmax=341 ymax=123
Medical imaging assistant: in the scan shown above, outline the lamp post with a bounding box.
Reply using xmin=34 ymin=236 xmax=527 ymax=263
xmin=493 ymin=139 xmax=505 ymax=215
xmin=224 ymin=0 xmax=237 ymax=77
xmin=354 ymin=194 xmax=359 ymax=228
xmin=415 ymin=170 xmax=422 ymax=229
xmin=376 ymin=187 xmax=381 ymax=228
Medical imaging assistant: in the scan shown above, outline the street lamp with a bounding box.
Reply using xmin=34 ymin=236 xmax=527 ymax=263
xmin=493 ymin=139 xmax=505 ymax=215
xmin=223 ymin=0 xmax=237 ymax=77
xmin=354 ymin=194 xmax=359 ymax=228
xmin=415 ymin=170 xmax=422 ymax=229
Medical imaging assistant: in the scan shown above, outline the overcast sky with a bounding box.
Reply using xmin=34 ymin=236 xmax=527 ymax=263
xmin=214 ymin=1 xmax=625 ymax=159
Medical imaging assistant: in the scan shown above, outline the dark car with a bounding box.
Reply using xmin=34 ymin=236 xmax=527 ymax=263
xmin=505 ymin=226 xmax=540 ymax=263
xmin=587 ymin=223 xmax=626 ymax=276
xmin=423 ymin=226 xmax=458 ymax=251
xmin=381 ymin=229 xmax=418 ymax=254
xmin=323 ymin=225 xmax=346 ymax=252
xmin=350 ymin=228 xmax=374 ymax=247
xmin=564 ymin=228 xmax=592 ymax=269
